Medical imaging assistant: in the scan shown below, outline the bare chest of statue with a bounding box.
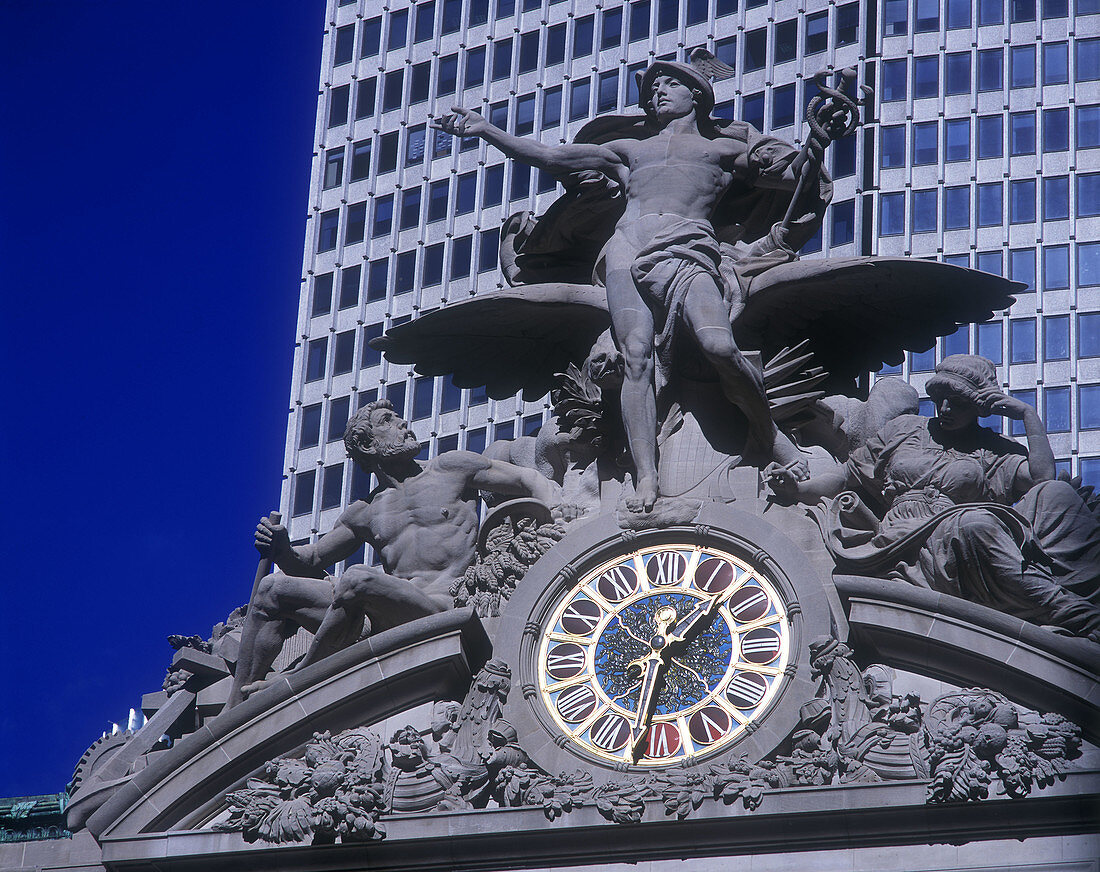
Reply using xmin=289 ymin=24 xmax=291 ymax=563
xmin=363 ymin=475 xmax=479 ymax=575
xmin=622 ymin=132 xmax=737 ymax=217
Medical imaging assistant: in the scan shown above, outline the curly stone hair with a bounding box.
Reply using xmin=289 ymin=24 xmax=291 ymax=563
xmin=343 ymin=398 xmax=395 ymax=467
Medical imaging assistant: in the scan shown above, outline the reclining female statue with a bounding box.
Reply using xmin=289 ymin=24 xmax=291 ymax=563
xmin=767 ymin=354 xmax=1100 ymax=642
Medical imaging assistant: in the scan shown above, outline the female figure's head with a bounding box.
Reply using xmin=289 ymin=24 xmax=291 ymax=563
xmin=925 ymin=354 xmax=999 ymax=431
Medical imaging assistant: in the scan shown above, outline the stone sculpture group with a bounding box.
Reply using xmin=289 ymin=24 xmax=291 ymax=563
xmin=62 ymin=58 xmax=1100 ymax=850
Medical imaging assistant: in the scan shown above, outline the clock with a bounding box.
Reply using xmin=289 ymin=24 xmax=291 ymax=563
xmin=495 ymin=506 xmax=837 ymax=776
xmin=538 ymin=543 xmax=790 ymax=766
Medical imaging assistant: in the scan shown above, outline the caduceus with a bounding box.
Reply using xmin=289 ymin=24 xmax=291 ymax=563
xmin=779 ymin=67 xmax=874 ymax=233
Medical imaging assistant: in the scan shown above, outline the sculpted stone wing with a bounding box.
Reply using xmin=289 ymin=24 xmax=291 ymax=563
xmin=733 ymin=257 xmax=1021 ymax=382
xmin=373 ymin=259 xmax=1019 ymax=400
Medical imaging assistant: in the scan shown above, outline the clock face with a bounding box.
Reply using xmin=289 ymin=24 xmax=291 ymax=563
xmin=536 ymin=543 xmax=791 ymax=767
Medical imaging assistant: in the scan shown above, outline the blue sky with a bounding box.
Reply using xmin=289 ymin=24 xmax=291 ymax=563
xmin=0 ymin=1 xmax=325 ymax=796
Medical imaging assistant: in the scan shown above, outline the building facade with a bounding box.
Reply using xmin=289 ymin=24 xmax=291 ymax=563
xmin=281 ymin=0 xmax=1100 ymax=554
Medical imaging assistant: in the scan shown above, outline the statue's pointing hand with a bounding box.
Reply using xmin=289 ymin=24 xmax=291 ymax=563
xmin=254 ymin=515 xmax=291 ymax=559
xmin=431 ymin=107 xmax=489 ymax=138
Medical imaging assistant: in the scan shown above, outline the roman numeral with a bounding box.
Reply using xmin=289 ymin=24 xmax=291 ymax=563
xmin=560 ymin=598 xmax=603 ymax=636
xmin=729 ymin=588 xmax=769 ymax=621
xmin=545 ymin=643 xmax=586 ymax=680
xmin=646 ymin=550 xmax=686 ymax=587
xmin=589 ymin=713 xmax=630 ymax=751
xmin=726 ymin=671 xmax=769 ymax=708
xmin=740 ymin=628 xmax=782 ymax=663
xmin=595 ymin=564 xmax=637 ymax=602
xmin=645 ymin=722 xmax=681 ymax=758
xmin=555 ymin=684 xmax=597 ymax=723
xmin=694 ymin=557 xmax=734 ymax=593
xmin=688 ymin=706 xmax=731 ymax=745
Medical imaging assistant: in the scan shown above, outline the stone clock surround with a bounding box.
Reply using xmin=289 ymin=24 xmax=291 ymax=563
xmin=494 ymin=503 xmax=841 ymax=780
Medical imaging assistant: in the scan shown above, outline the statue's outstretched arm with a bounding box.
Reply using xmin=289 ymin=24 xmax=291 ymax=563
xmin=432 ymin=107 xmax=625 ymax=180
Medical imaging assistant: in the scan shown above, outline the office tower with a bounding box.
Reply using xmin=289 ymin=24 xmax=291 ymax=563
xmin=283 ymin=0 xmax=1100 ymax=552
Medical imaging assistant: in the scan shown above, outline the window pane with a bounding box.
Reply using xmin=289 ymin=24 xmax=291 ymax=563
xmin=334 ymin=25 xmax=355 ymax=65
xmin=300 ymin=404 xmax=322 ymax=449
xmin=334 ymin=331 xmax=355 ymax=375
xmin=772 ymin=84 xmax=795 ymax=128
xmin=1009 ymin=180 xmax=1036 ymax=223
xmin=945 ymin=52 xmax=971 ymax=95
xmin=318 ymin=210 xmax=339 ymax=252
xmin=806 ymin=11 xmax=828 ymax=55
xmin=977 ymin=321 xmax=1003 ymax=364
xmin=1073 ymin=104 xmax=1100 ymax=147
xmin=744 ymin=28 xmax=767 ymax=71
xmin=977 ymin=183 xmax=1003 ymax=226
xmin=293 ymin=470 xmax=315 ymax=517
xmin=836 ymin=3 xmax=859 ymax=45
xmin=945 ymin=119 xmax=970 ymax=162
xmin=979 ymin=0 xmax=1003 ymax=24
xmin=1076 ymin=38 xmax=1100 ymax=82
xmin=361 ymin=17 xmax=382 ymax=57
xmin=1042 ymin=108 xmax=1069 ymax=152
xmin=1010 ymin=319 xmax=1036 ymax=363
xmin=372 ymin=194 xmax=393 ymax=237
xmin=1079 ymin=174 xmax=1100 ymax=217
xmin=743 ymin=93 xmax=764 ymax=131
xmin=629 ymin=1 xmax=650 ymax=42
xmin=1009 ymin=389 xmax=1036 ymax=435
xmin=367 ymin=258 xmax=388 ymax=301
xmin=880 ymin=192 xmax=905 ymax=235
xmin=465 ymin=46 xmax=485 ymax=88
xmin=312 ymin=273 xmax=333 ymax=317
xmin=944 ymin=325 xmax=970 ymax=356
xmin=356 ymin=78 xmax=377 ymax=120
xmin=1080 ymin=242 xmax=1100 ymax=287
xmin=1080 ymin=312 xmax=1100 ymax=357
xmin=831 ymin=200 xmax=855 ymax=245
xmin=882 ymin=59 xmax=907 ymax=101
xmin=601 ymin=7 xmax=622 ymax=49
xmin=1010 ymin=112 xmax=1036 ymax=155
xmin=1043 ymin=42 xmax=1069 ymax=84
xmin=775 ymin=20 xmax=796 ymax=63
xmin=977 ymin=250 xmax=1003 ymax=275
xmin=306 ymin=337 xmax=328 ymax=381
xmin=1042 ymin=176 xmax=1069 ymax=221
xmin=574 ymin=15 xmax=594 ymax=57
xmin=479 ymin=228 xmax=500 ymax=272
xmin=1080 ymin=385 xmax=1100 ymax=430
xmin=328 ymin=85 xmax=350 ymax=127
xmin=423 ymin=243 xmax=444 ymax=286
xmin=1044 ymin=315 xmax=1070 ymax=360
xmin=947 ymin=0 xmax=973 ymax=27
xmin=912 ymin=121 xmax=938 ymax=164
xmin=978 ymin=48 xmax=1003 ymax=91
xmin=1010 ymin=45 xmax=1036 ymax=88
xmin=388 ymin=9 xmax=408 ymax=50
xmin=944 ymin=186 xmax=970 ymax=229
xmin=1044 ymin=246 xmax=1070 ymax=290
xmin=570 ymin=78 xmax=590 ymax=120
xmin=345 ymin=202 xmax=366 ymax=244
xmin=884 ymin=0 xmax=908 ymax=35
xmin=915 ymin=0 xmax=940 ymax=29
xmin=913 ymin=56 xmax=939 ymax=98
xmin=1010 ymin=248 xmax=1037 ymax=291
xmin=881 ymin=125 xmax=906 ymax=167
xmin=339 ymin=265 xmax=360 ymax=309
xmin=977 ymin=115 xmax=1002 ymax=158
xmin=361 ymin=324 xmax=383 ymax=369
xmin=912 ymin=189 xmax=938 ymax=232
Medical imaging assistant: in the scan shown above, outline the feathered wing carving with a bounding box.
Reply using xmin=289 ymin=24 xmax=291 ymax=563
xmin=372 ymin=259 xmax=1018 ymax=400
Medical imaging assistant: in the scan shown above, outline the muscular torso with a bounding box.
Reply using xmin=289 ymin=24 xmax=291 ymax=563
xmin=343 ymin=464 xmax=480 ymax=594
xmin=611 ymin=131 xmax=746 ymax=223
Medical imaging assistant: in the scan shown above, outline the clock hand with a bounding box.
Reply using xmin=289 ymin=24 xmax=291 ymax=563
xmin=629 ymin=654 xmax=664 ymax=759
xmin=627 ymin=605 xmax=678 ymax=760
xmin=667 ymin=579 xmax=743 ymax=646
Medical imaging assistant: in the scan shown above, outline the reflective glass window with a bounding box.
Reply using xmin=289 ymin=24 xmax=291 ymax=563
xmin=1044 ymin=245 xmax=1070 ymax=290
xmin=945 ymin=52 xmax=971 ymax=95
xmin=977 ymin=115 xmax=1003 ymax=158
xmin=1044 ymin=315 xmax=1070 ymax=360
xmin=1010 ymin=45 xmax=1036 ymax=88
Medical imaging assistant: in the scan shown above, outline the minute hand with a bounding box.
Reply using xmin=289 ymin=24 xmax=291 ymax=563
xmin=666 ymin=595 xmax=720 ymax=646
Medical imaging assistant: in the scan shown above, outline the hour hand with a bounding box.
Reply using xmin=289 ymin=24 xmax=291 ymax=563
xmin=629 ymin=655 xmax=664 ymax=760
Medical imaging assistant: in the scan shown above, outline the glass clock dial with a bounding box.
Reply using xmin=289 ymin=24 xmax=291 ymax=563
xmin=536 ymin=544 xmax=791 ymax=766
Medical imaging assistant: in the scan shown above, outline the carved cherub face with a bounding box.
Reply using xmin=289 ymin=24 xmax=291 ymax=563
xmin=648 ymin=74 xmax=698 ymax=122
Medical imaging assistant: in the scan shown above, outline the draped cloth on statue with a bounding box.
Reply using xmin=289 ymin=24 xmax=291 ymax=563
xmin=593 ymin=214 xmax=792 ymax=441
xmin=810 ymin=415 xmax=1100 ymax=636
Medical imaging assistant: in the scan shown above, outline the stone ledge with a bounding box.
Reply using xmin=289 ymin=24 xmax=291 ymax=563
xmin=96 ymin=772 xmax=1100 ymax=872
xmin=88 ymin=609 xmax=490 ymax=841
xmin=834 ymin=575 xmax=1100 ymax=744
